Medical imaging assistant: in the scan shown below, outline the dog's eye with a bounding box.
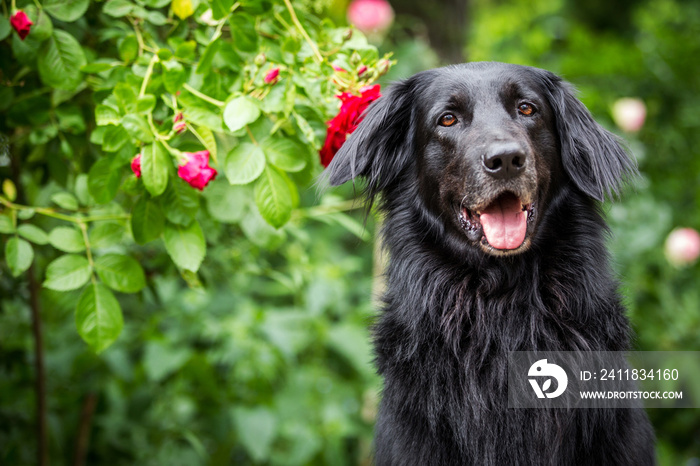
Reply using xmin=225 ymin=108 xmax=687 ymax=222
xmin=439 ymin=114 xmax=458 ymax=127
xmin=518 ymin=103 xmax=536 ymax=116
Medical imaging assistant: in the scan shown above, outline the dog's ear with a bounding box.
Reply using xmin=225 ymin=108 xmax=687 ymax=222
xmin=323 ymin=78 xmax=416 ymax=201
xmin=543 ymin=73 xmax=637 ymax=201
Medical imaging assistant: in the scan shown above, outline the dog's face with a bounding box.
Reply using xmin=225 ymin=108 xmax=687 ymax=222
xmin=325 ymin=63 xmax=635 ymax=257
xmin=413 ymin=67 xmax=562 ymax=254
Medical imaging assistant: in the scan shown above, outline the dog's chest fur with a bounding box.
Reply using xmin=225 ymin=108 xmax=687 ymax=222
xmin=370 ymin=189 xmax=653 ymax=466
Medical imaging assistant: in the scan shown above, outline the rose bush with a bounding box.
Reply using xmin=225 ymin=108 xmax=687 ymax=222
xmin=0 ymin=0 xmax=392 ymax=353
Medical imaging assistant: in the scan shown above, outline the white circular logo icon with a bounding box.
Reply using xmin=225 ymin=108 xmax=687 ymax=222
xmin=528 ymin=359 xmax=568 ymax=399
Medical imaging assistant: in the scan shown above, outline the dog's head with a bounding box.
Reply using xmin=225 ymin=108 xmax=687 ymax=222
xmin=324 ymin=62 xmax=635 ymax=256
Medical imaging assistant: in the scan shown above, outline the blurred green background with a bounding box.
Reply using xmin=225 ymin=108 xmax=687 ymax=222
xmin=2 ymin=0 xmax=700 ymax=464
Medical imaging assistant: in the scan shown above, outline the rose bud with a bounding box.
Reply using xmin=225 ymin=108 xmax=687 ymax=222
xmin=10 ymin=10 xmax=33 ymax=41
xmin=264 ymin=67 xmax=280 ymax=85
xmin=665 ymin=227 xmax=700 ymax=267
xmin=357 ymin=65 xmax=368 ymax=77
xmin=254 ymin=53 xmax=267 ymax=67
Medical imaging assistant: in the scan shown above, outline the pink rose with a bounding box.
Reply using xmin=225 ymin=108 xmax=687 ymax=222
xmin=347 ymin=0 xmax=394 ymax=34
xmin=177 ymin=150 xmax=217 ymax=190
xmin=612 ymin=98 xmax=646 ymax=133
xmin=10 ymin=11 xmax=33 ymax=40
xmin=665 ymin=227 xmax=700 ymax=267
xmin=131 ymin=154 xmax=142 ymax=178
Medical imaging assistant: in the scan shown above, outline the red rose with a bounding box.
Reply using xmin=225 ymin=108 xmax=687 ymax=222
xmin=320 ymin=84 xmax=381 ymax=167
xmin=10 ymin=10 xmax=33 ymax=41
xmin=131 ymin=154 xmax=142 ymax=178
xmin=177 ymin=150 xmax=217 ymax=190
xmin=264 ymin=67 xmax=280 ymax=84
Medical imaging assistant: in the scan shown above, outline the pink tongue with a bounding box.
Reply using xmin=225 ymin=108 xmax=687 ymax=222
xmin=480 ymin=195 xmax=527 ymax=250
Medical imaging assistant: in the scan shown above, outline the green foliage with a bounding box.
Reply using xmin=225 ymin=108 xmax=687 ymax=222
xmin=1 ymin=0 xmax=391 ymax=352
xmin=1 ymin=0 xmax=389 ymax=462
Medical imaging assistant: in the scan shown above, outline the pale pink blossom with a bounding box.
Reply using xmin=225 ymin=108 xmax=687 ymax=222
xmin=665 ymin=227 xmax=700 ymax=267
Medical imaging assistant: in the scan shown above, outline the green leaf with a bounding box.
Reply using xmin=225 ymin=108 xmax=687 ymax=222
xmin=223 ymin=97 xmax=260 ymax=133
xmin=184 ymin=106 xmax=224 ymax=132
xmin=162 ymin=221 xmax=206 ymax=271
xmin=48 ymin=226 xmax=85 ymax=253
xmin=262 ymin=137 xmax=307 ymax=172
xmin=102 ymin=125 xmax=129 ymax=152
xmin=146 ymin=10 xmax=167 ymax=25
xmin=37 ymin=30 xmax=86 ymax=91
xmin=131 ymin=197 xmax=164 ymax=244
xmin=0 ymin=15 xmax=10 ymax=42
xmin=195 ymin=126 xmax=217 ymax=163
xmin=195 ymin=39 xmax=220 ymax=75
xmin=74 ymin=173 xmax=90 ymax=206
xmin=51 ymin=192 xmax=79 ymax=210
xmin=136 ymin=95 xmax=156 ymax=113
xmin=113 ymin=82 xmax=137 ymax=112
xmin=29 ymin=9 xmax=53 ymax=42
xmin=143 ymin=341 xmax=192 ymax=382
xmin=254 ymin=166 xmax=293 ymax=228
xmin=43 ymin=254 xmax=91 ymax=291
xmin=81 ymin=62 xmax=116 ymax=73
xmin=94 ymin=254 xmax=146 ymax=293
xmin=203 ymin=181 xmax=247 ymax=223
xmin=162 ymin=178 xmax=199 ymax=226
xmin=162 ymin=59 xmax=186 ymax=94
xmin=103 ymin=0 xmax=134 ymax=17
xmin=211 ymin=0 xmax=234 ymax=19
xmin=118 ymin=35 xmax=139 ymax=64
xmin=141 ymin=142 xmax=170 ymax=197
xmin=89 ymin=222 xmax=124 ymax=249
xmin=232 ymin=407 xmax=277 ymax=463
xmin=88 ymin=157 xmax=122 ymax=204
xmin=75 ymin=283 xmax=123 ymax=353
xmin=0 ymin=215 xmax=15 ymax=234
xmin=95 ymin=105 xmax=121 ymax=126
xmin=224 ymin=142 xmax=265 ymax=185
xmin=17 ymin=224 xmax=49 ymax=245
xmin=121 ymin=114 xmax=154 ymax=143
xmin=43 ymin=0 xmax=89 ymax=22
xmin=230 ymin=13 xmax=258 ymax=53
xmin=5 ymin=237 xmax=33 ymax=277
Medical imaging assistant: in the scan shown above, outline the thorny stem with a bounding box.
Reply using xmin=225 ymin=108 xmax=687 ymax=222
xmin=139 ymin=54 xmax=159 ymax=98
xmin=283 ymin=0 xmax=323 ymax=63
xmin=78 ymin=222 xmax=97 ymax=285
xmin=245 ymin=126 xmax=258 ymax=146
xmin=182 ymin=83 xmax=226 ymax=107
xmin=0 ymin=197 xmax=130 ymax=223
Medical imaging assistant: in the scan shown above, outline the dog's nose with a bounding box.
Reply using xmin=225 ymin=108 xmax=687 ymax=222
xmin=482 ymin=142 xmax=527 ymax=180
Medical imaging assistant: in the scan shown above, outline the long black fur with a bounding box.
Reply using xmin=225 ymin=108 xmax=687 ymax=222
xmin=323 ymin=62 xmax=655 ymax=465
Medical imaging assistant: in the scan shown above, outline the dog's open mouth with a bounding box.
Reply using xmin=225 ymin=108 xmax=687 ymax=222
xmin=459 ymin=192 xmax=535 ymax=251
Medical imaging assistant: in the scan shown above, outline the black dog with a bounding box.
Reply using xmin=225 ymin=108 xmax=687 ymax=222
xmin=324 ymin=62 xmax=655 ymax=465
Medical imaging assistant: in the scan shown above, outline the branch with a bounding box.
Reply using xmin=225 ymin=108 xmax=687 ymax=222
xmin=10 ymin=140 xmax=49 ymax=466
xmin=72 ymin=393 xmax=97 ymax=466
